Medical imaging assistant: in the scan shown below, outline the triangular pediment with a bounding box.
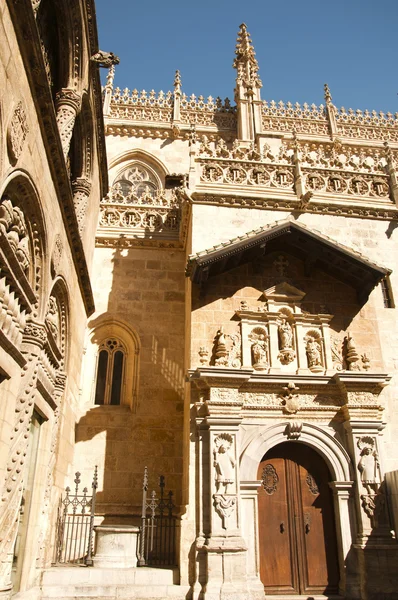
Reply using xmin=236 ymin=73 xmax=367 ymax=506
xmin=186 ymin=218 xmax=390 ymax=306
xmin=263 ymin=282 xmax=306 ymax=303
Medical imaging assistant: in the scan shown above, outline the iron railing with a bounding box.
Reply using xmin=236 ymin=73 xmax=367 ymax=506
xmin=138 ymin=467 xmax=177 ymax=567
xmin=53 ymin=467 xmax=98 ymax=565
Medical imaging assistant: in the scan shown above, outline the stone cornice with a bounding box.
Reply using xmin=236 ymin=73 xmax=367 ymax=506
xmin=190 ymin=191 xmax=398 ymax=221
xmin=6 ymin=0 xmax=95 ymax=315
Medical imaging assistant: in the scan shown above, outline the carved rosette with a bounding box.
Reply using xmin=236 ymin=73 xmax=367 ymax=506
xmin=55 ymin=89 xmax=81 ymax=158
xmin=72 ymin=178 xmax=92 ymax=234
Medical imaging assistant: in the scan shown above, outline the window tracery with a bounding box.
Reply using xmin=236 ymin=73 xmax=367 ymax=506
xmin=94 ymin=338 xmax=126 ymax=406
xmin=112 ymin=164 xmax=160 ymax=202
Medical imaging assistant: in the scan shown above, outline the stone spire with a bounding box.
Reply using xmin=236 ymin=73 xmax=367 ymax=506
xmin=233 ymin=24 xmax=263 ymax=142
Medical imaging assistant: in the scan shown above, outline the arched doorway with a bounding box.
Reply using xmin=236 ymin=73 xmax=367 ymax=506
xmin=257 ymin=442 xmax=340 ymax=596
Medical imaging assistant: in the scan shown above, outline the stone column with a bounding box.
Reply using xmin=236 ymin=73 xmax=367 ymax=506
xmin=329 ymin=481 xmax=355 ymax=596
xmin=72 ymin=178 xmax=92 ymax=235
xmin=55 ymin=89 xmax=81 ymax=159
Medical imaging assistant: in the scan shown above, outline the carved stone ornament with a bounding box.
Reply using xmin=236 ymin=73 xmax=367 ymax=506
xmin=345 ymin=332 xmax=361 ymax=371
xmin=90 ymin=51 xmax=120 ymax=68
xmin=23 ymin=321 xmax=47 ymax=347
xmin=214 ymin=327 xmax=229 ymax=367
xmin=51 ymin=235 xmax=63 ymax=276
xmin=7 ymin=101 xmax=29 ymax=162
xmin=213 ymin=494 xmax=236 ymax=530
xmin=45 ymin=296 xmax=60 ymax=344
xmin=280 ymin=381 xmax=300 ymax=414
xmin=262 ymin=464 xmax=279 ymax=495
xmin=213 ymin=434 xmax=235 ymax=493
xmin=198 ymin=346 xmax=209 ymax=365
xmin=284 ymin=421 xmax=302 ymax=440
xmin=0 ymin=197 xmax=30 ymax=272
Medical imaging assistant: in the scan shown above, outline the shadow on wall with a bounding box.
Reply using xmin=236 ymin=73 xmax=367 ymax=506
xmin=73 ymin=244 xmax=186 ymax=522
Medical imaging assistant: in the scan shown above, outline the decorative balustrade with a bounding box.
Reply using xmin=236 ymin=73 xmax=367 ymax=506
xmin=97 ymin=188 xmax=184 ymax=241
xmin=108 ymin=87 xmax=237 ymax=130
xmin=197 ymin=138 xmax=395 ymax=202
xmin=262 ymin=99 xmax=398 ymax=142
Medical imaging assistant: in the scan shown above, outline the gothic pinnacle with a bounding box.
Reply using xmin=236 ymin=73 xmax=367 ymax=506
xmin=233 ymin=23 xmax=262 ymax=88
xmin=174 ymin=69 xmax=182 ymax=93
xmin=324 ymin=83 xmax=332 ymax=105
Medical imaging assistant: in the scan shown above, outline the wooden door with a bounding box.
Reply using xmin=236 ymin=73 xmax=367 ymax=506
xmin=257 ymin=443 xmax=339 ymax=595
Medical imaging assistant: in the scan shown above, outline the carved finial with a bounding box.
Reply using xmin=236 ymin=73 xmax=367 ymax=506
xmin=324 ymin=83 xmax=332 ymax=105
xmin=233 ymin=23 xmax=262 ymax=88
xmin=174 ymin=69 xmax=182 ymax=94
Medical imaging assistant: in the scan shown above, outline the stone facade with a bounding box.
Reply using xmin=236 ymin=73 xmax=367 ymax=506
xmin=1 ymin=12 xmax=398 ymax=600
xmin=0 ymin=0 xmax=107 ymax=597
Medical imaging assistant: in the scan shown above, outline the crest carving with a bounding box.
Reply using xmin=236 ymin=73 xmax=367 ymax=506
xmin=7 ymin=102 xmax=29 ymax=162
xmin=306 ymin=473 xmax=319 ymax=495
xmin=261 ymin=464 xmax=279 ymax=495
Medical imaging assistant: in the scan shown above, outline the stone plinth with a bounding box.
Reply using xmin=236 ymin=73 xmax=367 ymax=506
xmin=93 ymin=525 xmax=140 ymax=568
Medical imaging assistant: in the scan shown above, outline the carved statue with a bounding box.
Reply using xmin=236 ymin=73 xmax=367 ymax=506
xmin=213 ymin=434 xmax=235 ymax=493
xmin=251 ymin=334 xmax=268 ymax=370
xmin=278 ymin=319 xmax=293 ymax=349
xmin=305 ymin=335 xmax=322 ymax=370
xmin=277 ymin=319 xmax=295 ymax=364
xmin=358 ymin=438 xmax=379 ymax=494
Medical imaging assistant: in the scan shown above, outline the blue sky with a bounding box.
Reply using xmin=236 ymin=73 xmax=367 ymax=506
xmin=94 ymin=0 xmax=397 ymax=113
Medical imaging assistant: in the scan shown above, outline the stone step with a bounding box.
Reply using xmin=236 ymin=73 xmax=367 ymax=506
xmin=42 ymin=567 xmax=178 ymax=587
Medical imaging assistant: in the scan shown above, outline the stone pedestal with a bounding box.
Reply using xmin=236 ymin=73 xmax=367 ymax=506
xmin=93 ymin=525 xmax=140 ymax=568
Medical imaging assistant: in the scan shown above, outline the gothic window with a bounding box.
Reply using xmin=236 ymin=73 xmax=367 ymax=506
xmin=94 ymin=339 xmax=125 ymax=406
xmin=112 ymin=164 xmax=160 ymax=201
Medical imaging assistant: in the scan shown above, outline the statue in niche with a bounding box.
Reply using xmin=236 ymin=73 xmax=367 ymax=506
xmin=213 ymin=434 xmax=235 ymax=493
xmin=358 ymin=437 xmax=380 ymax=494
xmin=305 ymin=334 xmax=323 ymax=371
xmin=278 ymin=318 xmax=295 ymax=365
xmin=250 ymin=331 xmax=268 ymax=370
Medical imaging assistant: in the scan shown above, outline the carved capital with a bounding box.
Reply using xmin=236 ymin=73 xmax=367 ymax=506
xmin=55 ymin=88 xmax=81 ymax=113
xmin=72 ymin=177 xmax=92 ymax=196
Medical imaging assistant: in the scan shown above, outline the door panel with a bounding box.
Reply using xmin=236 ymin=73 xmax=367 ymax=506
xmin=257 ymin=443 xmax=339 ymax=595
xmin=258 ymin=457 xmax=297 ymax=593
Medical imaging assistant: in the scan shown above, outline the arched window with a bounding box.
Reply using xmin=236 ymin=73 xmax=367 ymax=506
xmin=94 ymin=339 xmax=125 ymax=406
